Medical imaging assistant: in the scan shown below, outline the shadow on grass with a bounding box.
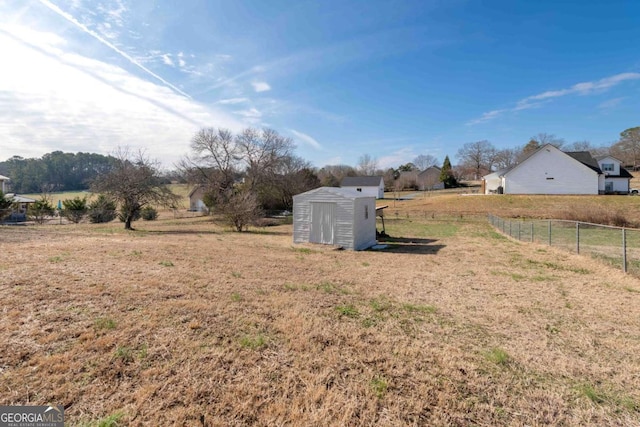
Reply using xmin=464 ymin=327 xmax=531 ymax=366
xmin=144 ymin=229 xmax=221 ymax=235
xmin=243 ymin=229 xmax=291 ymax=236
xmin=375 ymin=236 xmax=445 ymax=254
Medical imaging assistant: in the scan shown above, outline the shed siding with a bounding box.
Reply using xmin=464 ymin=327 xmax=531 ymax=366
xmin=504 ymin=146 xmax=598 ymax=194
xmin=352 ymin=198 xmax=377 ymax=250
xmin=293 ymin=187 xmax=376 ymax=250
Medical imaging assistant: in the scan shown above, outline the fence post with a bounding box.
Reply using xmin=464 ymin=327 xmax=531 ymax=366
xmin=623 ymin=228 xmax=627 ymax=273
xmin=531 ymin=222 xmax=534 ymax=243
xmin=509 ymin=220 xmax=512 ymax=237
xmin=548 ymin=220 xmax=552 ymax=246
xmin=518 ymin=221 xmax=521 ymax=240
xmin=576 ymin=222 xmax=580 ymax=254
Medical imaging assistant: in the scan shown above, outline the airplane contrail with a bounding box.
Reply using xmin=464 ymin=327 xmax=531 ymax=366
xmin=37 ymin=0 xmax=192 ymax=99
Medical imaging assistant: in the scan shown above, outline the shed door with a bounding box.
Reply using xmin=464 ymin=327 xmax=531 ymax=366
xmin=310 ymin=202 xmax=336 ymax=244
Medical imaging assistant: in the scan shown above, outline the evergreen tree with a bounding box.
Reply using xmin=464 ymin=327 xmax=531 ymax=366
xmin=439 ymin=155 xmax=457 ymax=188
xmin=0 ymin=191 xmax=13 ymax=221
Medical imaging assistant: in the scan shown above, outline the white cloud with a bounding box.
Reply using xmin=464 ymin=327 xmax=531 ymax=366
xmin=289 ymin=129 xmax=322 ymax=150
xmin=0 ymin=25 xmax=244 ymax=167
xmin=162 ymin=54 xmax=174 ymax=66
xmin=465 ymin=109 xmax=507 ymax=126
xmin=598 ymin=97 xmax=625 ymax=110
xmin=378 ymin=147 xmax=416 ymax=169
xmin=234 ymin=108 xmax=262 ymax=118
xmin=468 ymin=72 xmax=640 ymax=125
xmin=251 ymin=81 xmax=271 ymax=92
xmin=217 ymin=98 xmax=249 ymax=105
xmin=36 ymin=0 xmax=191 ymax=98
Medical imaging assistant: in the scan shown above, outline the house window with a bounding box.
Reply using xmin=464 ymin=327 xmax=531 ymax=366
xmin=602 ymin=163 xmax=614 ymax=172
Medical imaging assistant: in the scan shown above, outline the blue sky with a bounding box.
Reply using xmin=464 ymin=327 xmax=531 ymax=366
xmin=1 ymin=0 xmax=639 ymax=170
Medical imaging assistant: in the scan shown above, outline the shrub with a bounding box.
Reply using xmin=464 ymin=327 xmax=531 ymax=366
xmin=0 ymin=191 xmax=12 ymax=221
xmin=28 ymin=198 xmax=55 ymax=224
xmin=88 ymin=194 xmax=117 ymax=223
xmin=61 ymin=196 xmax=88 ymax=223
xmin=141 ymin=206 xmax=158 ymax=221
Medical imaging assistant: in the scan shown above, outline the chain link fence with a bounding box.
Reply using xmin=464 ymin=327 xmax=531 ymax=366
xmin=488 ymin=214 xmax=640 ymax=277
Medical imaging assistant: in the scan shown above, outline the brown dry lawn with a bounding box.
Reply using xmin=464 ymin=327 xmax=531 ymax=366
xmin=2 ymin=194 xmax=640 ymax=426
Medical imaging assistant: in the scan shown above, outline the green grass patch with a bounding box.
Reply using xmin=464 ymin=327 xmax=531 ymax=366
xmin=240 ymin=334 xmax=267 ymax=349
xmin=282 ymin=283 xmax=309 ymax=291
xmin=113 ymin=346 xmax=134 ymax=364
xmin=82 ymin=411 xmax=125 ymax=427
xmin=94 ymin=317 xmax=116 ymax=331
xmin=371 ymin=375 xmax=389 ymax=398
xmin=576 ymin=383 xmax=607 ymax=404
xmin=316 ymin=281 xmax=351 ymax=294
xmin=402 ymin=303 xmax=437 ymax=314
xmin=231 ymin=292 xmax=243 ymax=301
xmin=335 ymin=304 xmax=359 ymax=318
xmin=369 ymin=297 xmax=393 ymax=312
xmin=484 ymin=347 xmax=510 ymax=365
xmin=158 ymin=260 xmax=174 ymax=267
xmin=291 ymin=246 xmax=314 ymax=254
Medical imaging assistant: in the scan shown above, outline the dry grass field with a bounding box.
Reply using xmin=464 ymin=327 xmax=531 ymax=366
xmin=2 ymin=193 xmax=640 ymax=426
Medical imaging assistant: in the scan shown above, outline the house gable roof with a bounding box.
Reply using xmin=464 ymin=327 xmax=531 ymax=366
xmin=417 ymin=166 xmax=441 ymax=177
xmin=340 ymin=176 xmax=383 ymax=187
xmin=595 ymin=155 xmax=633 ymax=178
xmin=500 ymin=144 xmax=601 ymax=178
xmin=565 ymin=151 xmax=602 ymax=173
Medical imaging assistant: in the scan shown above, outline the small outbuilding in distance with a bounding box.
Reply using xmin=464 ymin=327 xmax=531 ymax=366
xmin=292 ymin=187 xmax=377 ymax=251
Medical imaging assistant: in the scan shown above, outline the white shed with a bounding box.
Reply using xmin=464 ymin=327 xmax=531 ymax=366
xmin=293 ymin=187 xmax=377 ymax=251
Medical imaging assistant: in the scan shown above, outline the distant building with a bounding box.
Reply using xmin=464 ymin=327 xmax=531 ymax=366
xmin=340 ymin=176 xmax=384 ymax=199
xmin=417 ymin=166 xmax=444 ymax=191
xmin=482 ymin=144 xmax=633 ymax=194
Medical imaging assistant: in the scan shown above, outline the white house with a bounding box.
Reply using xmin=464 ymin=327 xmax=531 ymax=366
xmin=597 ymin=155 xmax=633 ymax=194
xmin=340 ymin=176 xmax=385 ymax=199
xmin=292 ymin=187 xmax=377 ymax=251
xmin=481 ymin=144 xmax=632 ymax=195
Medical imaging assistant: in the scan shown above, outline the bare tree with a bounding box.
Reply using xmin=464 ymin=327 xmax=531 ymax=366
xmin=317 ymin=165 xmax=357 ymax=187
xmin=456 ymin=140 xmax=496 ymax=179
xmin=178 ymin=128 xmax=239 ymax=198
xmin=564 ymin=140 xmax=593 ymax=152
xmin=236 ymin=128 xmax=295 ymax=192
xmin=92 ymin=148 xmax=180 ymax=230
xmin=413 ymin=154 xmax=439 ymax=171
xmin=493 ymin=148 xmax=521 ymax=170
xmin=218 ymin=189 xmax=263 ymax=232
xmin=612 ymin=127 xmax=640 ymax=169
xmin=357 ymin=154 xmax=378 ymax=176
xmin=530 ymin=133 xmax=564 ymax=148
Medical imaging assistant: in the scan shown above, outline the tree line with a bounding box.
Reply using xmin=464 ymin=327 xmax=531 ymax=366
xmin=0 ymin=151 xmax=118 ymax=193
xmin=2 ymin=125 xmax=638 ymax=230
